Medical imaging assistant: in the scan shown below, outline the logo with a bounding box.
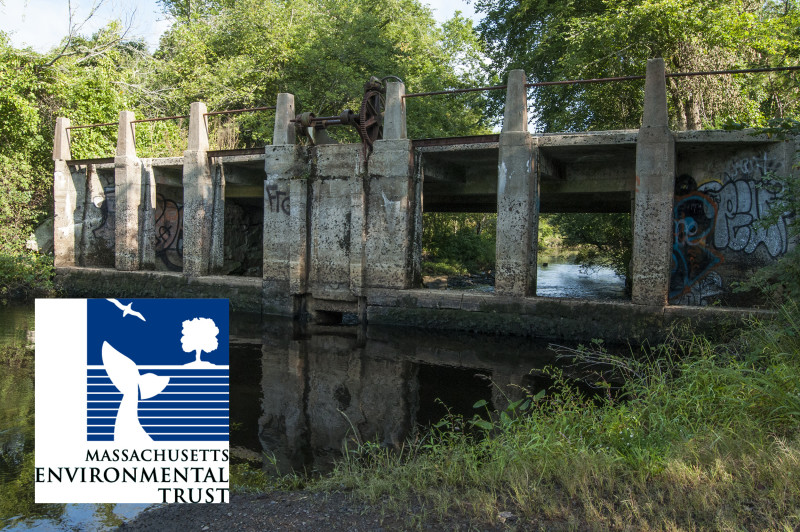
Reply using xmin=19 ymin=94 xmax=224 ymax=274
xmin=35 ymin=299 xmax=229 ymax=504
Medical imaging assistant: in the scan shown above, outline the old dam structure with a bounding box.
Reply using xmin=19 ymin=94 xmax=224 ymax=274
xmin=52 ymin=59 xmax=797 ymax=342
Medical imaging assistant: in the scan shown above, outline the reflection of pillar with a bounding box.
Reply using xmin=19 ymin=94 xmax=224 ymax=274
xmin=365 ymin=82 xmax=416 ymax=290
xmin=53 ymin=117 xmax=82 ymax=267
xmin=183 ymin=102 xmax=223 ymax=275
xmin=259 ymin=332 xmax=309 ymax=474
xmin=115 ymin=111 xmax=144 ymax=271
xmin=306 ymin=336 xmax=411 ymax=458
xmin=263 ymin=93 xmax=307 ymax=316
xmin=632 ymin=59 xmax=675 ymax=306
xmin=495 ymin=70 xmax=538 ymax=296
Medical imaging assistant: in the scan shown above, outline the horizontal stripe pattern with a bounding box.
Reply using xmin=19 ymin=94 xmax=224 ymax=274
xmin=88 ymin=434 xmax=230 ymax=441
xmin=87 ymin=367 xmax=229 ymax=442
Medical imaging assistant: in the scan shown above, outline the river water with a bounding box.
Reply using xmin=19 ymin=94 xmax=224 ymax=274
xmin=0 ymin=263 xmax=624 ymax=530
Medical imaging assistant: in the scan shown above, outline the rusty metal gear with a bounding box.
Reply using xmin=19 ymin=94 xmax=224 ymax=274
xmin=357 ymin=88 xmax=384 ymax=153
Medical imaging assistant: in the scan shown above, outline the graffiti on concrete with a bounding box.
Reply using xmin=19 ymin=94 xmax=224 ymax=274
xmin=154 ymin=193 xmax=183 ymax=271
xmin=91 ymin=186 xmax=116 ymax=240
xmin=670 ymin=175 xmax=725 ymax=304
xmin=702 ymin=155 xmax=788 ymax=258
xmin=670 ymin=154 xmax=790 ymax=305
xmin=266 ymin=185 xmax=290 ymax=215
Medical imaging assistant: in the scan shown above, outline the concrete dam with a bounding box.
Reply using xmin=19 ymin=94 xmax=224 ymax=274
xmin=52 ymin=59 xmax=797 ymax=342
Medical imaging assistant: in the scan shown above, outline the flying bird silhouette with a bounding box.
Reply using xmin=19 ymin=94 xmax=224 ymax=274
xmin=107 ymin=298 xmax=146 ymax=322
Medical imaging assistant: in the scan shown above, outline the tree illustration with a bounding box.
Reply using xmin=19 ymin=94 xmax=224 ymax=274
xmin=180 ymin=317 xmax=219 ymax=364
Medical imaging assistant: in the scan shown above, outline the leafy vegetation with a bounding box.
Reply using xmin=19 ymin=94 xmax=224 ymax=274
xmin=422 ymin=213 xmax=496 ymax=276
xmin=476 ymin=0 xmax=800 ymax=132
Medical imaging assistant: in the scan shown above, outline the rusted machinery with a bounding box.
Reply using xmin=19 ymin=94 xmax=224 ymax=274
xmin=292 ymin=76 xmax=402 ymax=154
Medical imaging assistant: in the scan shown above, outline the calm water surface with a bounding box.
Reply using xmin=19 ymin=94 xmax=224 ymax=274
xmin=0 ymin=267 xmax=623 ymax=529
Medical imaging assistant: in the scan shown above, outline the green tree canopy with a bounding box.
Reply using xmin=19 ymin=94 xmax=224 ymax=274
xmin=151 ymin=0 xmax=492 ymax=144
xmin=476 ymin=0 xmax=800 ymax=131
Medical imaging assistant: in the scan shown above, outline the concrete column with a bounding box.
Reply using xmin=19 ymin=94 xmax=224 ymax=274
xmin=365 ymin=139 xmax=415 ymax=289
xmin=264 ymin=93 xmax=308 ymax=315
xmin=182 ymin=102 xmax=220 ymax=276
xmin=53 ymin=117 xmax=80 ymax=267
xmin=115 ymin=111 xmax=143 ymax=271
xmin=631 ymin=58 xmax=675 ymax=306
xmin=495 ymin=70 xmax=538 ymax=297
xmin=273 ymin=93 xmax=296 ymax=146
xmin=383 ymin=82 xmax=407 ymax=140
xmin=140 ymin=159 xmax=157 ymax=269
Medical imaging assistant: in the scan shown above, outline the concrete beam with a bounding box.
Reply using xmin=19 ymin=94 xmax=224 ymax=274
xmin=114 ymin=111 xmax=143 ymax=271
xmin=496 ymin=70 xmax=538 ymax=297
xmin=631 ymin=58 xmax=675 ymax=306
xmin=183 ymin=102 xmax=223 ymax=275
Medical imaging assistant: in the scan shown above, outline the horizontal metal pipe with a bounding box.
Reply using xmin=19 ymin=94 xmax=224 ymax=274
xmin=131 ymin=115 xmax=188 ymax=123
xmin=204 ymin=106 xmax=276 ymax=117
xmin=66 ymin=121 xmax=118 ymax=130
xmin=403 ymin=85 xmax=508 ymax=98
xmin=665 ymin=65 xmax=800 ymax=78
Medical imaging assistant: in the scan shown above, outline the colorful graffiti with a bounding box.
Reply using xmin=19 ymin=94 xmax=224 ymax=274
xmin=154 ymin=193 xmax=183 ymax=271
xmin=670 ymin=175 xmax=725 ymax=304
xmin=670 ymin=153 xmax=790 ymax=305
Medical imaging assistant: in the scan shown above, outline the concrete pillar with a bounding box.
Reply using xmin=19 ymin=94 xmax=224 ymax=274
xmin=182 ymin=102 xmax=221 ymax=276
xmin=365 ymin=139 xmax=415 ymax=289
xmin=140 ymin=159 xmax=157 ymax=269
xmin=53 ymin=117 xmax=80 ymax=267
xmin=273 ymin=93 xmax=296 ymax=146
xmin=383 ymin=82 xmax=407 ymax=140
xmin=114 ymin=111 xmax=144 ymax=271
xmin=631 ymin=58 xmax=675 ymax=306
xmin=264 ymin=93 xmax=308 ymax=315
xmin=495 ymin=70 xmax=538 ymax=297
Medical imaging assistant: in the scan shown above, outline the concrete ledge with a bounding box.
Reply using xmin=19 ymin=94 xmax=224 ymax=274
xmin=56 ymin=267 xmax=262 ymax=313
xmin=55 ymin=268 xmax=773 ymax=343
xmin=674 ymin=129 xmax=776 ymax=144
xmin=538 ymin=131 xmax=638 ymax=147
xmin=366 ymin=289 xmax=770 ymax=343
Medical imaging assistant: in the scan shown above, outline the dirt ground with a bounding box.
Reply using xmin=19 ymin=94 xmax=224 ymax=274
xmin=117 ymin=490 xmax=521 ymax=531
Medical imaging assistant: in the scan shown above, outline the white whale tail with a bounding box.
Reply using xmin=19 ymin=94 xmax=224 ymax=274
xmin=101 ymin=341 xmax=170 ymax=443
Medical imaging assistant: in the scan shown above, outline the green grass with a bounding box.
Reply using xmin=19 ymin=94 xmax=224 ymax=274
xmin=314 ymin=303 xmax=800 ymax=530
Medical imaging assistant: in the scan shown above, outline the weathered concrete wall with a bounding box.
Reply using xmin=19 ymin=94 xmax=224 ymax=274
xmin=311 ymin=143 xmax=363 ymax=301
xmin=365 ymin=288 xmax=768 ymax=343
xmin=56 ymin=266 xmax=261 ymax=313
xmin=670 ymin=136 xmax=797 ymax=305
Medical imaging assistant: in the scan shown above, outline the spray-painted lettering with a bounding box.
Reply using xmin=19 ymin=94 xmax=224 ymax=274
xmin=266 ymin=185 xmax=290 ymax=215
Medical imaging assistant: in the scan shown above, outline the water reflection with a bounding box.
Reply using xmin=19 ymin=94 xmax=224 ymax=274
xmin=2 ymin=303 xmax=604 ymax=528
xmin=230 ymin=319 xmax=591 ymax=475
xmin=0 ymin=304 xmax=151 ymax=531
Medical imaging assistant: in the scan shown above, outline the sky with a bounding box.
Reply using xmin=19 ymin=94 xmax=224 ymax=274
xmin=0 ymin=0 xmax=481 ymax=54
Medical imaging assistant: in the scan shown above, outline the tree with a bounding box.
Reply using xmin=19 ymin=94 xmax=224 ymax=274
xmin=151 ymin=0 xmax=492 ymax=145
xmin=475 ymin=0 xmax=800 ymax=132
xmin=180 ymin=317 xmax=219 ymax=364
